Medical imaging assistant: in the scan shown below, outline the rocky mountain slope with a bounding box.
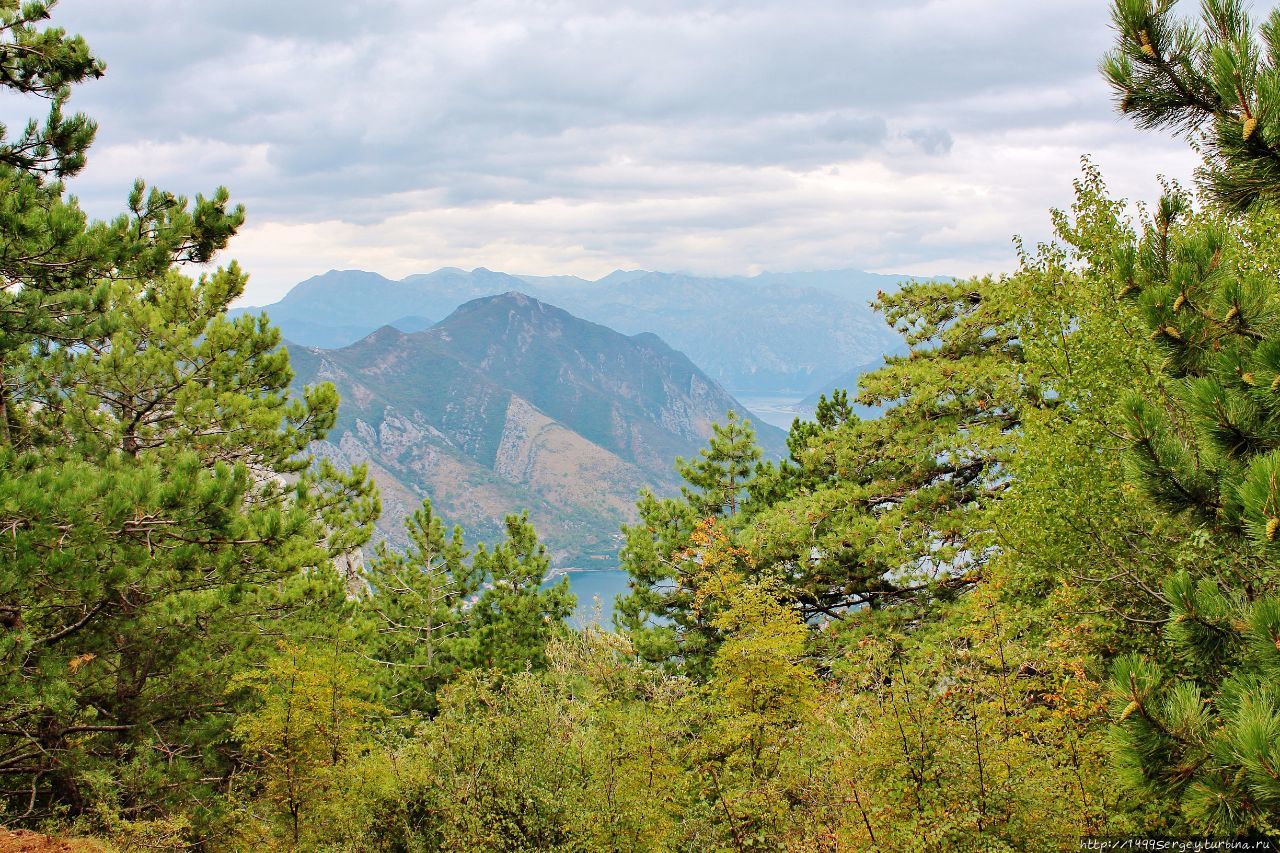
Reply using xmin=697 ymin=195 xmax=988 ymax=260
xmin=244 ymin=266 xmax=921 ymax=393
xmin=288 ymin=292 xmax=786 ymax=567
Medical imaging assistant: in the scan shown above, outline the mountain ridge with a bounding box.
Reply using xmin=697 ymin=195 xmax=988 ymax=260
xmin=289 ymin=291 xmax=785 ymax=567
xmin=239 ymin=266 xmax=927 ymax=392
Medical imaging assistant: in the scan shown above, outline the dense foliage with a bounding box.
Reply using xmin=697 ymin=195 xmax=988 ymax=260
xmin=11 ymin=0 xmax=1280 ymax=848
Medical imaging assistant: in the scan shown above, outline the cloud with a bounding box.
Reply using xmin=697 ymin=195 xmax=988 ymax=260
xmin=903 ymin=128 xmax=953 ymax=157
xmin=30 ymin=0 xmax=1200 ymax=303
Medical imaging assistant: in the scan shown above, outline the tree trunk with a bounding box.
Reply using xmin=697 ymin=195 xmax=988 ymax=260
xmin=0 ymin=359 xmax=12 ymax=446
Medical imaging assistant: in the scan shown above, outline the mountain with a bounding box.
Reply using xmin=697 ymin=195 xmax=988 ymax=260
xmin=388 ymin=314 xmax=434 ymax=333
xmin=240 ymin=266 xmax=928 ymax=393
xmin=239 ymin=267 xmax=502 ymax=345
xmin=733 ymin=269 xmax=912 ymax=301
xmin=798 ymin=350 xmax=909 ymax=416
xmin=514 ymin=270 xmax=910 ymax=393
xmin=288 ymin=292 xmax=786 ymax=567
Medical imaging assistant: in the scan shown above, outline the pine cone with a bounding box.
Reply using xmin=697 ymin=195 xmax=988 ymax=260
xmin=1138 ymin=30 xmax=1156 ymax=58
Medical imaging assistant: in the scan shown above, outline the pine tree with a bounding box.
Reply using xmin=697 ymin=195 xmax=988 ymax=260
xmin=0 ymin=3 xmax=379 ymax=827
xmin=615 ymin=413 xmax=767 ymax=673
xmin=676 ymin=410 xmax=762 ymax=518
xmin=1103 ymin=0 xmax=1280 ymax=210
xmin=454 ymin=511 xmax=575 ymax=673
xmin=0 ymin=1 xmax=242 ymax=413
xmin=362 ymin=498 xmax=473 ymax=713
xmin=0 ymin=263 xmax=380 ymax=824
xmin=746 ymin=390 xmax=857 ymax=511
xmin=1101 ymin=4 xmax=1280 ymax=830
xmin=0 ymin=1 xmax=102 ymax=177
xmin=741 ymin=276 xmax=1027 ymax=621
xmin=1103 ymin=191 xmax=1280 ymax=833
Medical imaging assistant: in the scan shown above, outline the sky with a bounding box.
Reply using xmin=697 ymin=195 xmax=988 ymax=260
xmin=27 ymin=0 xmax=1201 ymax=305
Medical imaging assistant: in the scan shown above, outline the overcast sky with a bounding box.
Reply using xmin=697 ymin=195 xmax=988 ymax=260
xmin=31 ymin=0 xmax=1199 ymax=305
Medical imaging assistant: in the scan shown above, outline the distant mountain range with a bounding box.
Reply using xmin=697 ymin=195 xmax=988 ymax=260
xmin=243 ymin=267 xmax=928 ymax=393
xmin=288 ymin=292 xmax=787 ymax=567
xmin=798 ymin=356 xmax=904 ymax=412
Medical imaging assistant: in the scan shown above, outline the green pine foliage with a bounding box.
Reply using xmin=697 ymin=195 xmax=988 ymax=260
xmin=454 ymin=510 xmax=576 ymax=673
xmin=676 ymin=410 xmax=762 ymax=518
xmin=614 ymin=411 xmax=767 ymax=674
xmin=1100 ymin=192 xmax=1280 ymax=833
xmin=1098 ymin=0 xmax=1280 ymax=831
xmin=359 ymin=500 xmax=577 ymax=719
xmin=740 ymin=271 xmax=1026 ymax=621
xmin=361 ymin=498 xmax=474 ymax=714
xmin=0 ymin=238 xmax=381 ymax=825
xmin=1103 ymin=0 xmax=1280 ymax=210
xmin=0 ymin=0 xmax=383 ymax=831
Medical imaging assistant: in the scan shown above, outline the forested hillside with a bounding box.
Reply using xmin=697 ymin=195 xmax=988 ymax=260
xmin=8 ymin=0 xmax=1280 ymax=849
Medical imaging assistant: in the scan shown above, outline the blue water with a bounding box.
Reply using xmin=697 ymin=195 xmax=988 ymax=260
xmin=545 ymin=569 xmax=632 ymax=628
xmin=730 ymin=391 xmax=811 ymax=430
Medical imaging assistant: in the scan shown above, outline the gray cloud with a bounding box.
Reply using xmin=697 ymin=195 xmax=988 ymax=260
xmin=19 ymin=0 xmax=1203 ymax=302
xmin=904 ymin=127 xmax=953 ymax=156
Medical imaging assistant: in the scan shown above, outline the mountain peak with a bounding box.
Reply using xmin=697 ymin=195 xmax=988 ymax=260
xmin=346 ymin=324 xmax=407 ymax=349
xmin=248 ymin=265 xmax=908 ymax=393
xmin=450 ymin=290 xmax=541 ymax=316
xmin=594 ymin=269 xmax=649 ymax=285
xmin=422 ymin=293 xmax=786 ymax=459
xmin=288 ymin=293 xmax=787 ymax=567
xmin=281 ymin=269 xmax=395 ymax=304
